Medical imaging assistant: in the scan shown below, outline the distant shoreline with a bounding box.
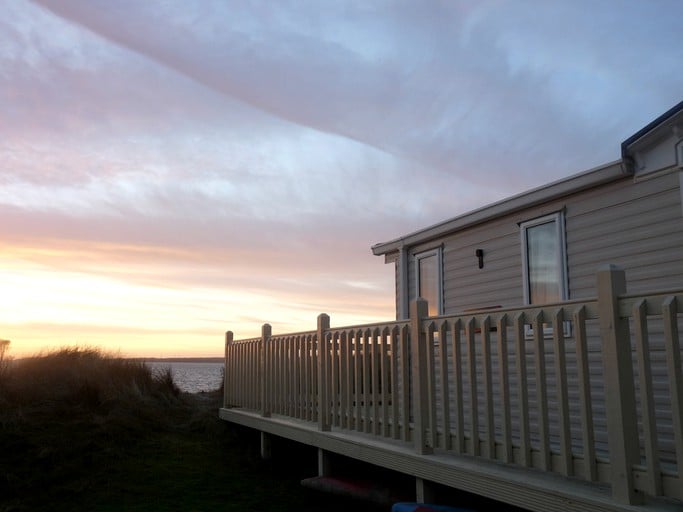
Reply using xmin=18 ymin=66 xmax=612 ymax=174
xmin=133 ymin=357 xmax=224 ymax=364
xmin=12 ymin=356 xmax=225 ymax=364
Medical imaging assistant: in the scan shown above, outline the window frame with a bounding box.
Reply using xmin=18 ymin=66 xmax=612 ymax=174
xmin=520 ymin=212 xmax=569 ymax=336
xmin=414 ymin=247 xmax=443 ymax=317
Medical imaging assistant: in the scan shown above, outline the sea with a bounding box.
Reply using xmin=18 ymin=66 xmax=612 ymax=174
xmin=144 ymin=360 xmax=224 ymax=394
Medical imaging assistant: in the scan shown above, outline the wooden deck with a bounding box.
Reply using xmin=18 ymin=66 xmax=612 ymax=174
xmin=219 ymin=266 xmax=683 ymax=512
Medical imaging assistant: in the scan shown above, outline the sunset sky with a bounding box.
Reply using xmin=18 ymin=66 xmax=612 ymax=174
xmin=2 ymin=0 xmax=682 ymax=358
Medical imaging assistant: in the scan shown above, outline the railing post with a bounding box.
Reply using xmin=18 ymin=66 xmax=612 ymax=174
xmin=597 ymin=264 xmax=641 ymax=504
xmin=411 ymin=298 xmax=433 ymax=455
xmin=317 ymin=313 xmax=331 ymax=431
xmin=224 ymin=331 xmax=233 ymax=408
xmin=260 ymin=323 xmax=272 ymax=418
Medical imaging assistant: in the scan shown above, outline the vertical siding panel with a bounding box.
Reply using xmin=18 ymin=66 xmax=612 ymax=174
xmin=248 ymin=342 xmax=254 ymax=409
xmin=293 ymin=337 xmax=299 ymax=416
xmin=290 ymin=337 xmax=296 ymax=416
xmin=289 ymin=338 xmax=294 ymax=417
xmin=342 ymin=331 xmax=352 ymax=429
xmin=233 ymin=344 xmax=239 ymax=405
xmin=481 ymin=316 xmax=495 ymax=459
xmin=225 ymin=344 xmax=232 ymax=405
xmin=297 ymin=336 xmax=304 ymax=419
xmin=240 ymin=343 xmax=246 ymax=407
xmin=354 ymin=330 xmax=363 ymax=431
xmin=426 ymin=322 xmax=438 ymax=449
xmin=380 ymin=327 xmax=390 ymax=437
xmin=372 ymin=328 xmax=380 ymax=435
xmin=255 ymin=341 xmax=261 ymax=410
xmin=633 ymin=299 xmax=662 ymax=495
xmin=331 ymin=332 xmax=340 ymax=427
xmin=573 ymin=307 xmax=597 ymax=480
xmin=533 ymin=312 xmax=550 ymax=471
xmin=249 ymin=343 xmax=254 ymax=407
xmin=439 ymin=320 xmax=451 ymax=450
xmin=238 ymin=344 xmax=244 ymax=406
xmin=400 ymin=325 xmax=411 ymax=442
xmin=223 ymin=342 xmax=233 ymax=407
xmin=278 ymin=339 xmax=285 ymax=415
xmin=553 ymin=308 xmax=573 ymax=476
xmin=250 ymin=342 xmax=257 ymax=410
xmin=239 ymin=343 xmax=245 ymax=407
xmin=231 ymin=343 xmax=238 ymax=405
xmin=273 ymin=339 xmax=279 ymax=414
xmin=270 ymin=340 xmax=277 ymax=414
xmin=497 ymin=315 xmax=513 ymax=463
xmin=278 ymin=339 xmax=283 ymax=415
xmin=280 ymin=339 xmax=286 ymax=415
xmin=363 ymin=329 xmax=372 ymax=433
xmin=466 ymin=317 xmax=479 ymax=456
xmin=303 ymin=336 xmax=308 ymax=419
xmin=303 ymin=336 xmax=309 ymax=420
xmin=289 ymin=339 xmax=295 ymax=417
xmin=309 ymin=334 xmax=316 ymax=422
xmin=515 ymin=313 xmax=531 ymax=467
xmin=311 ymin=334 xmax=317 ymax=421
xmin=283 ymin=339 xmax=290 ymax=415
xmin=236 ymin=344 xmax=242 ymax=406
xmin=391 ymin=327 xmax=400 ymax=439
xmin=312 ymin=334 xmax=319 ymax=424
xmin=662 ymin=297 xmax=683 ymax=491
xmin=233 ymin=343 xmax=239 ymax=405
xmin=286 ymin=338 xmax=293 ymax=417
xmin=451 ymin=319 xmax=464 ymax=453
xmin=265 ymin=336 xmax=272 ymax=416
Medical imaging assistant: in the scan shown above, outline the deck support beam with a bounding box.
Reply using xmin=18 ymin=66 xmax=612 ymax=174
xmin=415 ymin=477 xmax=435 ymax=504
xmin=318 ymin=448 xmax=332 ymax=477
xmin=260 ymin=431 xmax=272 ymax=460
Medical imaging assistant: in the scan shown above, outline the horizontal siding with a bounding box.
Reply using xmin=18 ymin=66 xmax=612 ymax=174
xmin=570 ymin=260 xmax=683 ymax=297
xmin=406 ymin=171 xmax=682 ymax=313
xmin=566 ymin=172 xmax=683 ymax=299
xmin=442 ymin=217 xmax=521 ymax=313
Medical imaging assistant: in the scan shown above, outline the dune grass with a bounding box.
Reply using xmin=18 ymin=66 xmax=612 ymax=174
xmin=0 ymin=347 xmax=386 ymax=512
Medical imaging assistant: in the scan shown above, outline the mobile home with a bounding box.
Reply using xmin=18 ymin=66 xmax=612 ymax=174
xmin=221 ymin=101 xmax=683 ymax=511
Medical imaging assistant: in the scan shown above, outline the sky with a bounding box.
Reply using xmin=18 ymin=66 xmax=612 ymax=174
xmin=1 ymin=0 xmax=682 ymax=358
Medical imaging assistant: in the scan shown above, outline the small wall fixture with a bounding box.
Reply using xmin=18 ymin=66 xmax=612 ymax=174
xmin=476 ymin=249 xmax=484 ymax=269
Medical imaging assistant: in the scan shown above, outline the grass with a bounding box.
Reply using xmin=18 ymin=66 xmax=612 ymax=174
xmin=0 ymin=347 xmax=388 ymax=512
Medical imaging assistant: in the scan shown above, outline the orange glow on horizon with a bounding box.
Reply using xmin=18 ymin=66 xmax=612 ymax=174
xmin=0 ymin=242 xmax=395 ymax=359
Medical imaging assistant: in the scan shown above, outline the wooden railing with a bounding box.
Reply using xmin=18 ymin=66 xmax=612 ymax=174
xmin=223 ymin=265 xmax=683 ymax=506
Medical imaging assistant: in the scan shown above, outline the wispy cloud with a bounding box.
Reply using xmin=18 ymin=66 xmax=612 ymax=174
xmin=1 ymin=0 xmax=681 ymax=355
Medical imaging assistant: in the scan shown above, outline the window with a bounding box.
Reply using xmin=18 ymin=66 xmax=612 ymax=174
xmin=415 ymin=248 xmax=442 ymax=316
xmin=521 ymin=212 xmax=568 ymax=306
xmin=521 ymin=212 xmax=569 ymax=337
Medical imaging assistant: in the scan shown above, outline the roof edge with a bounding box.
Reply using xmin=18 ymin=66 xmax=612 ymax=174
xmin=371 ymin=159 xmax=626 ymax=256
xmin=621 ymin=100 xmax=683 ymax=172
